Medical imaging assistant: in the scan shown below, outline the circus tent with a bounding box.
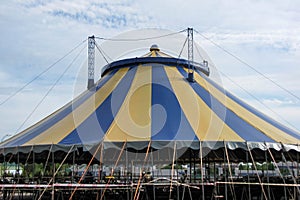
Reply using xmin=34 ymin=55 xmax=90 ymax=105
xmin=1 ymin=44 xmax=300 ymax=162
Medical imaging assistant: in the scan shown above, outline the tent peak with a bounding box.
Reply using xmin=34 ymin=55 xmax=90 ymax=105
xmin=150 ymin=44 xmax=160 ymax=52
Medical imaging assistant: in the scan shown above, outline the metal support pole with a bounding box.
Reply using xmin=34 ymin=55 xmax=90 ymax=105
xmin=296 ymin=144 xmax=300 ymax=199
xmin=126 ymin=142 xmax=130 ymax=200
xmin=246 ymin=144 xmax=251 ymax=200
xmin=189 ymin=149 xmax=192 ymax=183
xmin=52 ymin=151 xmax=55 ymax=200
xmin=151 ymin=147 xmax=156 ymax=200
xmin=200 ymin=141 xmax=205 ymax=200
xmin=72 ymin=150 xmax=75 ymax=183
xmin=32 ymin=149 xmax=35 ymax=183
xmin=87 ymin=35 xmax=95 ymax=90
xmin=2 ymin=148 xmax=5 ymax=178
xmin=100 ymin=143 xmax=104 ymax=198
xmin=193 ymin=151 xmax=196 ymax=183
xmin=187 ymin=27 xmax=195 ymax=82
xmin=224 ymin=148 xmax=228 ymax=200
xmin=214 ymin=162 xmax=216 ymax=183
xmin=17 ymin=148 xmax=20 ymax=184
xmin=265 ymin=148 xmax=271 ymax=199
xmin=282 ymin=149 xmax=288 ymax=200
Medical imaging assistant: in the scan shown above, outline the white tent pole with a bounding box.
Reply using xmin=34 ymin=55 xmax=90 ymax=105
xmin=189 ymin=149 xmax=192 ymax=183
xmin=24 ymin=145 xmax=34 ymax=180
xmin=2 ymin=147 xmax=5 ymax=177
xmin=298 ymin=143 xmax=300 ymax=198
xmin=124 ymin=141 xmax=130 ymax=200
xmin=297 ymin=143 xmax=299 ymax=177
xmin=51 ymin=148 xmax=55 ymax=200
xmin=69 ymin=141 xmax=103 ymax=199
xmin=99 ymin=142 xmax=128 ymax=199
xmin=264 ymin=144 xmax=271 ymax=199
xmin=281 ymin=148 xmax=288 ymax=199
xmin=297 ymin=143 xmax=300 ymax=198
xmin=125 ymin=141 xmax=128 ymax=183
xmin=37 ymin=145 xmax=74 ymax=200
xmin=223 ymin=144 xmax=228 ymax=200
xmin=266 ymin=144 xmax=292 ymax=198
xmin=151 ymin=146 xmax=156 ymax=200
xmin=17 ymin=146 xmax=19 ymax=181
xmin=199 ymin=140 xmax=205 ymax=200
xmin=72 ymin=149 xmax=75 ymax=184
xmin=42 ymin=144 xmax=53 ymax=179
xmin=246 ymin=142 xmax=268 ymax=199
xmin=9 ymin=146 xmax=21 ymax=198
xmin=98 ymin=142 xmax=104 ymax=183
xmin=99 ymin=142 xmax=104 ymax=199
xmin=224 ymin=141 xmax=236 ymax=199
xmin=280 ymin=143 xmax=300 ymax=196
xmin=245 ymin=142 xmax=251 ymax=200
xmin=133 ymin=141 xmax=151 ymax=200
xmin=32 ymin=146 xmax=35 ymax=183
xmin=169 ymin=141 xmax=176 ymax=200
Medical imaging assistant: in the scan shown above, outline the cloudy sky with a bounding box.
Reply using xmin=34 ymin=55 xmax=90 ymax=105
xmin=1 ymin=0 xmax=300 ymax=140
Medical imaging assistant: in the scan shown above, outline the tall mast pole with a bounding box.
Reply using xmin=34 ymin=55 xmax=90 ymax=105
xmin=187 ymin=28 xmax=195 ymax=82
xmin=87 ymin=35 xmax=95 ymax=90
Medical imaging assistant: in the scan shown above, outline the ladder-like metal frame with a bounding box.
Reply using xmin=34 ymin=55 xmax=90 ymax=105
xmin=88 ymin=35 xmax=95 ymax=89
xmin=187 ymin=28 xmax=195 ymax=82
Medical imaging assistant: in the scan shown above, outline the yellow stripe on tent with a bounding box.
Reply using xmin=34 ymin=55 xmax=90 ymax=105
xmin=156 ymin=51 xmax=172 ymax=58
xmin=25 ymin=68 xmax=129 ymax=145
xmin=193 ymin=71 xmax=300 ymax=144
xmin=151 ymin=50 xmax=156 ymax=57
xmin=165 ymin=67 xmax=244 ymax=142
xmin=142 ymin=52 xmax=152 ymax=57
xmin=104 ymin=66 xmax=152 ymax=142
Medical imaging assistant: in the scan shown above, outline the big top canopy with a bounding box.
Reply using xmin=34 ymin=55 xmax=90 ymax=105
xmin=1 ymin=29 xmax=300 ymax=200
xmin=1 ymin=42 xmax=300 ymax=161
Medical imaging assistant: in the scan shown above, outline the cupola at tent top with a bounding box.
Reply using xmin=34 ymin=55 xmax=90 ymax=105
xmin=150 ymin=44 xmax=160 ymax=51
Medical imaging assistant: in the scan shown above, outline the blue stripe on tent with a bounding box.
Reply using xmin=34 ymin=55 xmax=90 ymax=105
xmin=177 ymin=67 xmax=274 ymax=142
xmin=60 ymin=67 xmax=138 ymax=144
xmin=198 ymin=72 xmax=300 ymax=140
xmin=6 ymin=70 xmax=118 ymax=147
xmin=151 ymin=64 xmax=196 ymax=141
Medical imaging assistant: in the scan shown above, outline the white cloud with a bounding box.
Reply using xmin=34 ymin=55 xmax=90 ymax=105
xmin=18 ymin=0 xmax=153 ymax=28
xmin=262 ymin=98 xmax=295 ymax=107
xmin=197 ymin=29 xmax=300 ymax=52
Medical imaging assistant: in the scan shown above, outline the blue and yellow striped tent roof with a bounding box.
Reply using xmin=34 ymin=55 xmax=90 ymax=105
xmin=1 ymin=46 xmax=300 ymax=151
